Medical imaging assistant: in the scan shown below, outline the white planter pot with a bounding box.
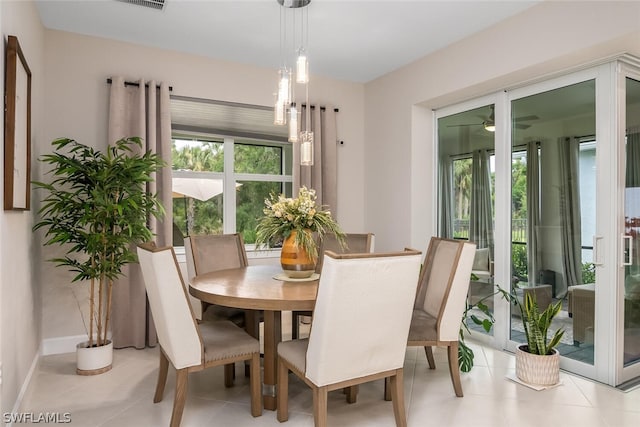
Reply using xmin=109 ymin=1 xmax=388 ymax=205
xmin=76 ymin=340 xmax=113 ymax=375
xmin=515 ymin=344 xmax=560 ymax=386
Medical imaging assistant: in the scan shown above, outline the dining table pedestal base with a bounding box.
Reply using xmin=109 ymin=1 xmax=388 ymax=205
xmin=263 ymin=310 xmax=281 ymax=410
xmin=189 ymin=265 xmax=318 ymax=412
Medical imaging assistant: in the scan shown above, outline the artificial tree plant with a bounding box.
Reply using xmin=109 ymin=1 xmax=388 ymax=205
xmin=33 ymin=137 xmax=165 ymax=348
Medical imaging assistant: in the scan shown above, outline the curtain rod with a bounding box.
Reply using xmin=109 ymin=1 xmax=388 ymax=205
xmin=106 ymin=81 xmax=340 ymax=112
xmin=106 ymin=78 xmax=173 ymax=92
xmin=298 ymin=103 xmax=339 ymax=113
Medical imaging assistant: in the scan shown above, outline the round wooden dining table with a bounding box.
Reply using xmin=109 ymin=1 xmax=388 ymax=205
xmin=189 ymin=264 xmax=318 ymax=411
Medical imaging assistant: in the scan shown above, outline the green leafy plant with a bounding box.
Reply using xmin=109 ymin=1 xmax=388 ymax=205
xmin=459 ymin=276 xmax=498 ymax=372
xmin=498 ymin=285 xmax=565 ymax=355
xmin=33 ymin=137 xmax=165 ymax=348
xmin=582 ymin=262 xmax=596 ymax=284
xmin=254 ymin=186 xmax=345 ymax=260
xmin=511 ymin=243 xmax=528 ymax=280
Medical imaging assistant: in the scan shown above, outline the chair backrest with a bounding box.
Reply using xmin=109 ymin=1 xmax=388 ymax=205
xmin=414 ymin=237 xmax=476 ymax=341
xmin=184 ymin=233 xmax=249 ymax=282
xmin=137 ymin=244 xmax=203 ymax=369
xmin=315 ymin=233 xmax=375 ymax=273
xmin=306 ymin=249 xmax=422 ymax=386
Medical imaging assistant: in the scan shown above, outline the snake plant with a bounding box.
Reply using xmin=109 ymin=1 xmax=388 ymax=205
xmin=500 ymin=286 xmax=565 ymax=355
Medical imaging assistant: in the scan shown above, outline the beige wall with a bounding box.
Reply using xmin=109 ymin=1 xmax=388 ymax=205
xmin=3 ymin=0 xmax=639 ymax=413
xmin=0 ymin=0 xmax=45 ymax=415
xmin=40 ymin=30 xmax=366 ymax=342
xmin=364 ymin=0 xmax=640 ymax=252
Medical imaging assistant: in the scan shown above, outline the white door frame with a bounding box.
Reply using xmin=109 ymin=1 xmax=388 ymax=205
xmin=617 ymin=59 xmax=640 ymax=385
xmin=435 ymin=58 xmax=640 ymax=386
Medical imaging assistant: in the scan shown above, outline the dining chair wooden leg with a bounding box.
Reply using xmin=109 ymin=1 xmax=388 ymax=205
xmin=250 ymin=353 xmax=262 ymax=417
xmin=277 ymin=358 xmax=289 ymax=422
xmin=292 ymin=311 xmax=300 ymax=340
xmin=224 ymin=363 xmax=235 ymax=387
xmin=424 ymin=346 xmax=436 ymax=369
xmin=312 ymin=386 xmax=329 ymax=427
xmin=447 ymin=342 xmax=463 ymax=397
xmin=383 ymin=377 xmax=391 ymax=401
xmin=389 ymin=370 xmax=407 ymax=427
xmin=154 ymin=350 xmax=169 ymax=403
xmin=345 ymin=385 xmax=358 ymax=404
xmin=245 ymin=310 xmax=261 ymax=378
xmin=170 ymin=368 xmax=189 ymax=427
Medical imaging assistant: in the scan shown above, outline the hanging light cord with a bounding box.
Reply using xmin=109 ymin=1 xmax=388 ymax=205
xmin=279 ymin=5 xmax=285 ymax=68
xmin=304 ymin=4 xmax=309 ymax=52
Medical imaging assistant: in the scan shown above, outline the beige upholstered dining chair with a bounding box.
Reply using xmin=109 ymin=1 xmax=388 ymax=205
xmin=314 ymin=232 xmax=375 ymax=273
xmin=185 ymin=233 xmax=261 ymax=382
xmin=184 ymin=233 xmax=248 ymax=322
xmin=385 ymin=237 xmax=476 ymax=399
xmin=292 ymin=232 xmax=375 ymax=339
xmin=137 ymin=243 xmax=261 ymax=427
xmin=277 ymin=249 xmax=422 ymax=427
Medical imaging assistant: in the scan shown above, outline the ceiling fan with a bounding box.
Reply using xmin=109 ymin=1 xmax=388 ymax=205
xmin=448 ymin=106 xmax=539 ymax=132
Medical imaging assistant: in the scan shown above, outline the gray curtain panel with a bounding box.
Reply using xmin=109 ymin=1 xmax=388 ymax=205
xmin=558 ymin=136 xmax=583 ymax=297
xmin=627 ymin=132 xmax=640 ymax=188
xmin=469 ymin=149 xmax=494 ymax=251
xmin=108 ymin=77 xmax=173 ymax=349
xmin=526 ymin=141 xmax=541 ymax=285
xmin=440 ymin=157 xmax=454 ymax=239
xmin=293 ymin=104 xmax=338 ymax=215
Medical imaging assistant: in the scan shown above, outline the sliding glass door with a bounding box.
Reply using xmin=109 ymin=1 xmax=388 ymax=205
xmin=435 ymin=58 xmax=640 ymax=386
xmin=437 ymin=99 xmax=496 ymax=338
xmin=620 ymin=73 xmax=640 ymax=383
xmin=509 ymin=80 xmax=596 ymax=367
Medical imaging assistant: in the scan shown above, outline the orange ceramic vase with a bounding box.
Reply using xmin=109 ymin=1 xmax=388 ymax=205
xmin=280 ymin=230 xmax=316 ymax=278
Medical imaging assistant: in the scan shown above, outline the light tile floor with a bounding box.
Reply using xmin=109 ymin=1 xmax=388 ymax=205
xmin=19 ymin=333 xmax=640 ymax=426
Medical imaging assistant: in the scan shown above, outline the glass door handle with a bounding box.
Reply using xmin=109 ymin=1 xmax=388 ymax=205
xmin=593 ymin=235 xmax=604 ymax=266
xmin=622 ymin=234 xmax=633 ymax=266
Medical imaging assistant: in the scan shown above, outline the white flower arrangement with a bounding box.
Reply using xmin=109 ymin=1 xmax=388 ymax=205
xmin=255 ymin=186 xmax=344 ymax=260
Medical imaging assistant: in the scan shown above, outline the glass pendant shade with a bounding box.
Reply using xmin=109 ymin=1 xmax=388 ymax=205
xmin=274 ymin=98 xmax=286 ymax=125
xmin=277 ymin=68 xmax=292 ymax=106
xmin=296 ymin=49 xmax=309 ymax=84
xmin=288 ymin=104 xmax=299 ymax=142
xmin=300 ymin=130 xmax=314 ymax=165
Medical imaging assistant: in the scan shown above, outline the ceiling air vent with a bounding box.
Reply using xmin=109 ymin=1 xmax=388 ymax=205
xmin=115 ymin=0 xmax=166 ymax=11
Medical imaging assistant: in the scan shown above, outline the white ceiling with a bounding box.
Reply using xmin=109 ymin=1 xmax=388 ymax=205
xmin=35 ymin=0 xmax=540 ymax=83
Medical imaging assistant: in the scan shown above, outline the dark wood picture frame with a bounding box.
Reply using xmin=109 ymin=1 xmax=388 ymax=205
xmin=4 ymin=35 xmax=31 ymax=210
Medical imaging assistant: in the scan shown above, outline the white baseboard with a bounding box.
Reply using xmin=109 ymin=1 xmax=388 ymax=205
xmin=7 ymin=347 xmax=41 ymax=427
xmin=41 ymin=333 xmax=114 ymax=356
xmin=41 ymin=335 xmax=86 ymax=356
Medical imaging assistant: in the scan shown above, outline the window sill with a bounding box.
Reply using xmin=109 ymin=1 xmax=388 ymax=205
xmin=246 ymin=248 xmax=281 ymax=260
xmin=173 ymin=245 xmax=281 ymax=261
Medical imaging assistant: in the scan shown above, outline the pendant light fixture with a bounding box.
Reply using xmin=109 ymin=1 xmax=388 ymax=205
xmin=295 ymin=3 xmax=309 ymax=84
xmin=288 ymin=102 xmax=299 ymax=143
xmin=274 ymin=0 xmax=313 ymax=164
xmin=300 ymin=129 xmax=314 ymax=165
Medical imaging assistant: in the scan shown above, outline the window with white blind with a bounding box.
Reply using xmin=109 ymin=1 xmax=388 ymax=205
xmin=171 ymin=96 xmax=292 ymax=247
